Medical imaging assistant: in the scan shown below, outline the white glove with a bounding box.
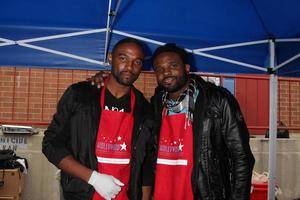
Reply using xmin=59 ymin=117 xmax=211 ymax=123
xmin=88 ymin=171 xmax=124 ymax=200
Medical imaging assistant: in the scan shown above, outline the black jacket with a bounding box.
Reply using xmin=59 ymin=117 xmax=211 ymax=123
xmin=151 ymin=75 xmax=255 ymax=200
xmin=42 ymin=81 xmax=154 ymax=200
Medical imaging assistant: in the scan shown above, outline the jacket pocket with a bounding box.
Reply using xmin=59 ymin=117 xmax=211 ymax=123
xmin=205 ymin=107 xmax=221 ymax=119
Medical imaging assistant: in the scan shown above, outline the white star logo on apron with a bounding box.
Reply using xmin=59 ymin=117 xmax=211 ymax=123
xmin=120 ymin=142 xmax=127 ymax=151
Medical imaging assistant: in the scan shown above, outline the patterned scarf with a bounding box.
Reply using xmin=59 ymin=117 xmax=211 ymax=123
xmin=162 ymin=77 xmax=197 ymax=123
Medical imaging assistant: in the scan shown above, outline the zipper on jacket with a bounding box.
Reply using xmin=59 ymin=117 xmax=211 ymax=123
xmin=202 ymin=118 xmax=212 ymax=199
xmin=205 ymin=137 xmax=212 ymax=199
xmin=133 ymin=124 xmax=143 ymax=151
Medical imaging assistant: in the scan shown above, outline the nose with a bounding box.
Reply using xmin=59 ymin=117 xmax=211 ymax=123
xmin=163 ymin=67 xmax=171 ymax=76
xmin=125 ymin=60 xmax=133 ymax=71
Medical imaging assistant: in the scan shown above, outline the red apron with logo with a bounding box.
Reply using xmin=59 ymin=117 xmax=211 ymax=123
xmin=93 ymin=85 xmax=135 ymax=200
xmin=153 ymin=110 xmax=194 ymax=200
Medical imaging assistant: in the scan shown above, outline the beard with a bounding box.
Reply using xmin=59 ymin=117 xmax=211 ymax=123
xmin=159 ymin=73 xmax=189 ymax=93
xmin=112 ymin=70 xmax=139 ymax=86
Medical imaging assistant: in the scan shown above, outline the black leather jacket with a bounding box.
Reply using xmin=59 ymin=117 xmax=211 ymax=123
xmin=42 ymin=81 xmax=154 ymax=200
xmin=151 ymin=75 xmax=255 ymax=200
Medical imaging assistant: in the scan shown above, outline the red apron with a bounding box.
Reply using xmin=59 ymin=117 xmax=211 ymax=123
xmin=93 ymin=85 xmax=135 ymax=200
xmin=153 ymin=110 xmax=194 ymax=200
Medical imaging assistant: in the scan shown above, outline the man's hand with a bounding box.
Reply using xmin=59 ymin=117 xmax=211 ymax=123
xmin=88 ymin=171 xmax=124 ymax=200
xmin=86 ymin=71 xmax=109 ymax=89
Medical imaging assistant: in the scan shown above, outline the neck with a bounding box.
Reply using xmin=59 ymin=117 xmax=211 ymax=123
xmin=106 ymin=75 xmax=131 ymax=98
xmin=168 ymin=79 xmax=190 ymax=100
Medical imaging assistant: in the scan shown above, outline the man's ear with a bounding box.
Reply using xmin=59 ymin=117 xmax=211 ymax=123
xmin=108 ymin=53 xmax=113 ymax=64
xmin=185 ymin=64 xmax=190 ymax=74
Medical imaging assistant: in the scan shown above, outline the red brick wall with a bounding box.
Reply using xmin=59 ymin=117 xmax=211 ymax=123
xmin=278 ymin=78 xmax=300 ymax=130
xmin=0 ymin=67 xmax=156 ymax=125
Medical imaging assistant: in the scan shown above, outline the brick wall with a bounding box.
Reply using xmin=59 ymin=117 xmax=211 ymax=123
xmin=278 ymin=79 xmax=300 ymax=130
xmin=0 ymin=67 xmax=156 ymax=125
xmin=1 ymin=67 xmax=299 ymax=133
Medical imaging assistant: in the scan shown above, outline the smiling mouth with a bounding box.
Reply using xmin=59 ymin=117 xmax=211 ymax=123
xmin=163 ymin=77 xmax=175 ymax=84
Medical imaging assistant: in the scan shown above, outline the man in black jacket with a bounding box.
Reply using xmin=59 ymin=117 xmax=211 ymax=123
xmin=42 ymin=38 xmax=154 ymax=200
xmin=151 ymin=44 xmax=255 ymax=200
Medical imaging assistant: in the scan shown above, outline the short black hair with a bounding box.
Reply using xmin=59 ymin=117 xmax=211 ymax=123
xmin=151 ymin=43 xmax=189 ymax=67
xmin=112 ymin=37 xmax=145 ymax=55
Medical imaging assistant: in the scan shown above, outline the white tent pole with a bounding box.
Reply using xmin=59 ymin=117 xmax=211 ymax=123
xmin=0 ymin=38 xmax=15 ymax=43
xmin=273 ymin=37 xmax=300 ymax=70
xmin=18 ymin=29 xmax=107 ymax=43
xmin=110 ymin=0 xmax=123 ymax=28
xmin=112 ymin=30 xmax=166 ymax=45
xmin=193 ymin=40 xmax=268 ymax=52
xmin=192 ymin=51 xmax=267 ymax=72
xmin=0 ymin=38 xmax=15 ymax=47
xmin=103 ymin=0 xmax=113 ymax=63
xmin=277 ymin=38 xmax=300 ymax=42
xmin=18 ymin=42 xmax=108 ymax=66
xmin=0 ymin=42 xmax=15 ymax=47
xmin=274 ymin=53 xmax=300 ymax=71
xmin=268 ymin=39 xmax=277 ymax=200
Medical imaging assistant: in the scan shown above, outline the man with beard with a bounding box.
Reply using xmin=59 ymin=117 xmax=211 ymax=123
xmin=151 ymin=44 xmax=255 ymax=200
xmin=42 ymin=38 xmax=154 ymax=200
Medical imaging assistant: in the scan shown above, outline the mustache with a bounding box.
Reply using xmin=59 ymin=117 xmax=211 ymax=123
xmin=162 ymin=76 xmax=176 ymax=81
xmin=120 ymin=71 xmax=135 ymax=76
xmin=119 ymin=71 xmax=136 ymax=77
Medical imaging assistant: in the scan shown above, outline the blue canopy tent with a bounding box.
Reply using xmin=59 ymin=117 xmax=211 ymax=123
xmin=1 ymin=0 xmax=300 ymax=198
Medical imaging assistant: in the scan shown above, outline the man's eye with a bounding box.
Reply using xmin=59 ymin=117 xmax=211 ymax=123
xmin=119 ymin=56 xmax=126 ymax=61
xmin=170 ymin=63 xmax=177 ymax=68
xmin=155 ymin=67 xmax=163 ymax=73
xmin=135 ymin=60 xmax=143 ymax=66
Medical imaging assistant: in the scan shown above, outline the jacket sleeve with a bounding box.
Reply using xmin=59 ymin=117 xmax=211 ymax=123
xmin=141 ymin=111 xmax=156 ymax=186
xmin=42 ymin=85 xmax=77 ymax=167
xmin=221 ymin=92 xmax=255 ymax=199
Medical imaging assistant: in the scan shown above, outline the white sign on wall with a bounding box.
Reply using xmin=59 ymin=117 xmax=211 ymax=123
xmin=0 ymin=136 xmax=28 ymax=151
